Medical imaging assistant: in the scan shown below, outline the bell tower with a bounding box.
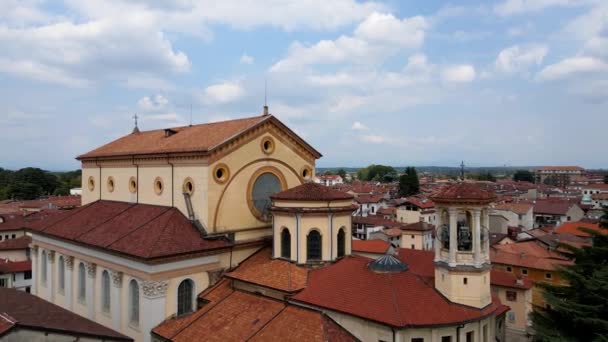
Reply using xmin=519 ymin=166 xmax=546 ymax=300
xmin=430 ymin=182 xmax=495 ymax=308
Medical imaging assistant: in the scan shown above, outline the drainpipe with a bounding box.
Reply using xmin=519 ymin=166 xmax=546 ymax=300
xmin=392 ymin=327 xmax=396 ymax=342
xmin=456 ymin=323 xmax=464 ymax=342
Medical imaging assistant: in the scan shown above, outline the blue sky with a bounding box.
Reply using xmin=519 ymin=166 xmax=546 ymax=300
xmin=1 ymin=0 xmax=607 ymax=170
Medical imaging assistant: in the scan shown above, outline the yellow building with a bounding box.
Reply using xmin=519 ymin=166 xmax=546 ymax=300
xmin=29 ymin=112 xmax=321 ymax=342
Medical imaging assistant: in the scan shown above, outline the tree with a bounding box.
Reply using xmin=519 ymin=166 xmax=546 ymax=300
xmin=531 ymin=208 xmax=608 ymax=341
xmin=323 ymin=170 xmax=334 ymax=176
xmin=399 ymin=166 xmax=420 ymax=197
xmin=472 ymin=172 xmax=496 ymax=182
xmin=513 ymin=170 xmax=534 ymax=183
xmin=337 ymin=168 xmax=346 ymax=179
xmin=357 ymin=165 xmax=397 ymax=183
xmin=543 ymin=175 xmax=559 ymax=186
xmin=5 ymin=182 xmax=44 ymax=200
xmin=11 ymin=167 xmax=59 ymax=195
xmin=604 ymin=174 xmax=608 ymax=184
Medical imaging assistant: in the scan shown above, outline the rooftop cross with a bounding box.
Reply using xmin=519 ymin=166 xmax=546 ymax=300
xmin=132 ymin=113 xmax=140 ymax=134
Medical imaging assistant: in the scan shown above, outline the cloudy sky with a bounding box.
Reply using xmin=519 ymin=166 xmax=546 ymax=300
xmin=1 ymin=0 xmax=607 ymax=170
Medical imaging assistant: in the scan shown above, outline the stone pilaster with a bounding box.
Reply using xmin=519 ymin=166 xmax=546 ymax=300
xmin=110 ymin=271 xmax=123 ymax=331
xmin=85 ymin=262 xmax=96 ymax=319
xmin=47 ymin=251 xmax=55 ymax=302
xmin=31 ymin=245 xmax=38 ymax=296
xmin=448 ymin=208 xmax=458 ymax=267
xmin=473 ymin=209 xmax=482 ymax=267
xmin=141 ymin=280 xmax=169 ymax=342
xmin=64 ymin=256 xmax=74 ymax=310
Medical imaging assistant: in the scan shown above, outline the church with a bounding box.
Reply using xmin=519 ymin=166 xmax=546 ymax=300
xmin=28 ymin=109 xmax=508 ymax=342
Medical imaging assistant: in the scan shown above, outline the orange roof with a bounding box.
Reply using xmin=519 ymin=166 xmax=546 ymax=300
xmin=493 ymin=202 xmax=533 ymax=215
xmin=555 ymin=221 xmax=607 ymax=237
xmin=0 ymin=235 xmax=31 ymax=251
xmin=225 ymin=248 xmax=308 ymax=292
xmin=352 ymin=239 xmax=390 ymax=254
xmin=77 ymin=115 xmax=321 ymax=160
xmin=384 ymin=228 xmax=403 ymax=237
xmin=491 ymin=241 xmax=572 ymax=271
xmin=271 ymin=183 xmax=353 ymax=201
xmin=431 ymin=182 xmax=496 ymax=204
xmin=490 ymin=270 xmax=534 ymax=289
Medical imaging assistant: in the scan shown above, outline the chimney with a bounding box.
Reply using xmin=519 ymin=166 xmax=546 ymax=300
xmin=263 ymin=105 xmax=269 ymax=116
xmin=516 ymin=278 xmax=524 ymax=286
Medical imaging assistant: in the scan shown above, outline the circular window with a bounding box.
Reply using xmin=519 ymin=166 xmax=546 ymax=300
xmin=301 ymin=166 xmax=312 ymax=180
xmin=249 ymin=171 xmax=284 ymax=221
xmin=260 ymin=136 xmax=275 ymax=154
xmin=213 ymin=164 xmax=230 ymax=184
xmin=107 ymin=177 xmax=115 ymax=193
xmin=154 ymin=177 xmax=164 ymax=195
xmin=129 ymin=177 xmax=137 ymax=193
xmin=87 ymin=176 xmax=95 ymax=192
xmin=183 ymin=177 xmax=195 ymax=195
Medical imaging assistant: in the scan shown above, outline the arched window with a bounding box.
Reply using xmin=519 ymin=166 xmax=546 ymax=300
xmin=78 ymin=263 xmax=86 ymax=302
xmin=101 ymin=271 xmax=110 ymax=313
xmin=251 ymin=172 xmax=282 ymax=219
xmin=41 ymin=251 xmax=47 ymax=285
xmin=129 ymin=280 xmax=139 ymax=325
xmin=281 ymin=228 xmax=291 ymax=259
xmin=58 ymin=256 xmax=65 ymax=291
xmin=337 ymin=228 xmax=346 ymax=258
xmin=307 ymin=230 xmax=322 ymax=261
xmin=177 ymin=279 xmax=194 ymax=315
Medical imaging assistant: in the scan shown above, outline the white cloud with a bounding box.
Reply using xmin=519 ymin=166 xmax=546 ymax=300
xmin=494 ymin=0 xmax=582 ymax=16
xmin=537 ymin=56 xmax=608 ymax=81
xmin=240 ymin=54 xmax=254 ymax=64
xmin=270 ymin=12 xmax=428 ymax=72
xmin=202 ymin=81 xmax=245 ymax=104
xmin=351 ymin=121 xmax=369 ymax=130
xmin=495 ymin=45 xmax=548 ymax=73
xmin=0 ymin=58 xmax=91 ymax=87
xmin=441 ymin=65 xmax=476 ymax=82
xmin=138 ymin=95 xmax=169 ymax=111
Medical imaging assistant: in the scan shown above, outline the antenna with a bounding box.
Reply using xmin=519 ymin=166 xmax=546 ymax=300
xmin=460 ymin=161 xmax=465 ymax=181
xmin=263 ymin=79 xmax=269 ymax=116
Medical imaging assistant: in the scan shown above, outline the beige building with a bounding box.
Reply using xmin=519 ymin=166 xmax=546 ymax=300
xmin=29 ymin=113 xmax=321 ymax=342
xmin=491 ymin=270 xmax=534 ymax=340
xmin=396 ymin=197 xmax=437 ymax=225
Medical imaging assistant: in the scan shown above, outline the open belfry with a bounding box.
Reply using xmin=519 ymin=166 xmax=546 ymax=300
xmin=28 ymin=110 xmax=508 ymax=342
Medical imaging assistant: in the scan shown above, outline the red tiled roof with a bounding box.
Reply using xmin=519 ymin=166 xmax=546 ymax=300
xmin=78 ymin=115 xmax=321 ymax=160
xmin=431 ymin=182 xmax=496 ymax=204
xmin=354 ymin=194 xmax=384 ymax=204
xmin=292 ymin=253 xmax=503 ymax=327
xmin=591 ymin=193 xmax=608 ymax=200
xmin=493 ymin=202 xmax=533 ymax=215
xmin=582 ymin=184 xmax=608 ymax=190
xmin=0 ymin=236 xmax=31 ymax=251
xmin=490 ymin=270 xmax=533 ymax=289
xmin=0 ymin=312 xmax=16 ymax=335
xmin=353 ymin=216 xmax=401 ymax=228
xmin=271 ymin=183 xmax=353 ymax=201
xmin=401 ymin=221 xmax=434 ymax=232
xmin=352 ymin=240 xmax=390 ymax=254
xmin=401 ymin=196 xmax=435 ymax=209
xmin=225 ymin=248 xmax=308 ymax=292
xmin=155 ymin=289 xmax=356 ymax=342
xmin=384 ymin=228 xmax=403 ymax=237
xmin=555 ymin=221 xmax=607 ymax=237
xmin=491 ymin=241 xmax=573 ymax=271
xmin=533 ymin=200 xmax=578 ymax=215
xmin=377 ymin=207 xmax=396 ymax=215
xmin=0 ymin=288 xmax=130 ymax=340
xmin=0 ymin=260 xmax=31 ymax=274
xmin=33 ymin=201 xmax=231 ymax=261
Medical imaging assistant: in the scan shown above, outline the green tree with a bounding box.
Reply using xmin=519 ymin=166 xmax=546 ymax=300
xmin=399 ymin=166 xmax=420 ymax=197
xmin=11 ymin=167 xmax=59 ymax=195
xmin=357 ymin=165 xmax=397 ymax=183
xmin=323 ymin=170 xmax=334 ymax=176
xmin=604 ymin=174 xmax=608 ymax=184
xmin=5 ymin=182 xmax=44 ymax=200
xmin=337 ymin=168 xmax=347 ymax=179
xmin=513 ymin=170 xmax=535 ymax=183
xmin=531 ymin=208 xmax=608 ymax=341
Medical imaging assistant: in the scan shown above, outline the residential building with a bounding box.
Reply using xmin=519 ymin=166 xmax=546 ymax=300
xmin=490 ymin=202 xmax=534 ymax=233
xmin=0 ymin=260 xmax=31 ymax=292
xmin=400 ymin=221 xmax=434 ymax=251
xmin=352 ymin=216 xmax=400 ymax=240
xmin=354 ymin=194 xmax=386 ymax=216
xmin=534 ymin=166 xmax=584 ymax=188
xmin=395 ymin=196 xmax=437 ymax=224
xmin=0 ymin=288 xmax=131 ymax=341
xmin=581 ymin=183 xmax=608 ymax=208
xmin=490 ymin=270 xmax=534 ymax=339
xmin=533 ymin=200 xmax=584 ymax=227
xmin=314 ymin=174 xmax=343 ymax=186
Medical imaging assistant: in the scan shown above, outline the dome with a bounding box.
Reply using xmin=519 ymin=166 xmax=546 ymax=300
xmin=431 ymin=182 xmax=496 ymax=204
xmin=270 ymin=182 xmax=353 ymax=201
xmin=368 ymin=254 xmax=408 ymax=273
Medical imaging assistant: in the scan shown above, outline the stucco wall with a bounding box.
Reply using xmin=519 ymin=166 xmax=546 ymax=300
xmin=3 ymin=328 xmax=111 ymax=342
xmin=493 ymin=285 xmax=531 ymax=333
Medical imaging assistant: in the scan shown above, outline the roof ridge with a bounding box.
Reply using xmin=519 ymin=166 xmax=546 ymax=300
xmin=37 ymin=203 xmax=90 ymax=232
xmin=104 ymin=205 xmax=172 ymax=248
xmin=126 ymin=114 xmax=267 ymax=134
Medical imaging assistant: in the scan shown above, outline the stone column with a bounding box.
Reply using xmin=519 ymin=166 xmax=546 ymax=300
xmin=65 ymin=256 xmax=74 ymax=310
xmin=141 ymin=280 xmax=169 ymax=342
xmin=31 ymin=245 xmax=38 ymax=296
xmin=48 ymin=251 xmax=55 ymax=302
xmin=448 ymin=208 xmax=458 ymax=267
xmin=110 ymin=271 xmax=123 ymax=332
xmin=85 ymin=262 xmax=97 ymax=319
xmin=473 ymin=209 xmax=482 ymax=267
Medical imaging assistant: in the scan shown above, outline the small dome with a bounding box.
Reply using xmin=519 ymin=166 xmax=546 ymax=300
xmin=368 ymin=254 xmax=408 ymax=273
xmin=431 ymin=182 xmax=496 ymax=204
xmin=270 ymin=182 xmax=353 ymax=201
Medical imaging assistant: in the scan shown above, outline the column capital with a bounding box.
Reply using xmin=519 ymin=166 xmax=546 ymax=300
xmin=110 ymin=271 xmax=123 ymax=288
xmin=65 ymin=256 xmax=74 ymax=270
xmin=32 ymin=245 xmax=39 ymax=254
xmin=448 ymin=207 xmax=459 ymax=215
xmin=142 ymin=280 xmax=169 ymax=299
xmin=472 ymin=208 xmax=482 ymax=216
xmin=85 ymin=262 xmax=97 ymax=277
xmin=48 ymin=250 xmax=56 ymax=263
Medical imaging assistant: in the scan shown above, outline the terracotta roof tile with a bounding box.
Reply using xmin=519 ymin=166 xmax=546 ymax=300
xmin=0 ymin=288 xmax=130 ymax=340
xmin=0 ymin=260 xmax=31 ymax=274
xmin=225 ymin=248 xmax=308 ymax=292
xmin=555 ymin=221 xmax=607 ymax=237
xmin=354 ymin=194 xmax=384 ymax=204
xmin=34 ymin=201 xmax=230 ymax=261
xmin=352 ymin=240 xmax=390 ymax=254
xmin=0 ymin=236 xmax=31 ymax=251
xmin=0 ymin=312 xmax=16 ymax=335
xmin=401 ymin=221 xmax=434 ymax=232
xmin=431 ymin=182 xmax=496 ymax=204
xmin=493 ymin=202 xmax=533 ymax=215
xmin=78 ymin=115 xmax=321 ymax=159
xmin=490 ymin=270 xmax=534 ymax=289
xmin=491 ymin=241 xmax=572 ymax=271
xmin=271 ymin=183 xmax=353 ymax=201
xmin=533 ymin=200 xmax=578 ymax=215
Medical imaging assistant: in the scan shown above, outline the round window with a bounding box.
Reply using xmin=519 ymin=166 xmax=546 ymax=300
xmin=129 ymin=177 xmax=137 ymax=193
xmin=107 ymin=177 xmax=115 ymax=193
xmin=260 ymin=137 xmax=275 ymax=154
xmin=301 ymin=166 xmax=312 ymax=180
xmin=183 ymin=177 xmax=195 ymax=195
xmin=87 ymin=176 xmax=95 ymax=191
xmin=154 ymin=177 xmax=164 ymax=195
xmin=251 ymin=172 xmax=282 ymax=219
xmin=213 ymin=164 xmax=230 ymax=184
